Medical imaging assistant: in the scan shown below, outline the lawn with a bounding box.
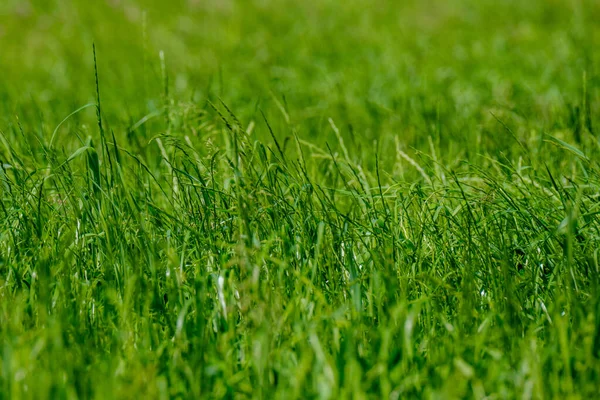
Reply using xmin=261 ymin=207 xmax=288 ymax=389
xmin=1 ymin=0 xmax=600 ymax=398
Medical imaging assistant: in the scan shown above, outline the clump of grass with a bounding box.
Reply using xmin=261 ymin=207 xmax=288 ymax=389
xmin=1 ymin=0 xmax=600 ymax=398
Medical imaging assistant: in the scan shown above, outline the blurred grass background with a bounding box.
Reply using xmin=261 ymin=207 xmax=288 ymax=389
xmin=2 ymin=0 xmax=598 ymax=154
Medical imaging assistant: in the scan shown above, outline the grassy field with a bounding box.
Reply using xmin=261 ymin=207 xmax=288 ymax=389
xmin=1 ymin=0 xmax=600 ymax=398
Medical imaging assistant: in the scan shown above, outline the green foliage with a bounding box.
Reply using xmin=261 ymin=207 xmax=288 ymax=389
xmin=1 ymin=0 xmax=600 ymax=398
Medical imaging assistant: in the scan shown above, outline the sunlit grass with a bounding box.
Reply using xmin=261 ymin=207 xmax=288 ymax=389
xmin=1 ymin=0 xmax=599 ymax=398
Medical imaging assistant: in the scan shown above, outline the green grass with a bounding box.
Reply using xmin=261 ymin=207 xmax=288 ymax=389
xmin=1 ymin=0 xmax=600 ymax=398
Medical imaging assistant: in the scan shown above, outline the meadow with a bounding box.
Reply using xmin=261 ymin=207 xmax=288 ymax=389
xmin=1 ymin=0 xmax=600 ymax=398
